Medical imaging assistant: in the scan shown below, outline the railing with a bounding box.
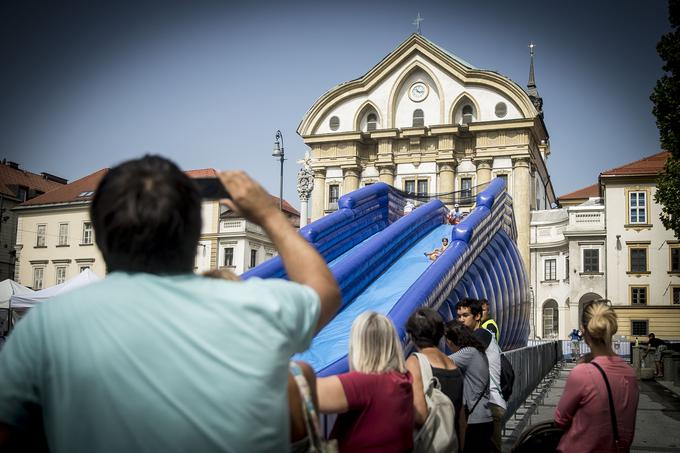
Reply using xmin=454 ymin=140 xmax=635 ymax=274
xmin=502 ymin=341 xmax=562 ymax=421
xmin=527 ymin=339 xmax=631 ymax=360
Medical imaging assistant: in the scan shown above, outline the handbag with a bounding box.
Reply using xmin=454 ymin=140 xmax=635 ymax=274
xmin=413 ymin=353 xmax=458 ymax=453
xmin=591 ymin=362 xmax=623 ymax=452
xmin=289 ymin=362 xmax=338 ymax=453
xmin=511 ymin=421 xmax=564 ymax=453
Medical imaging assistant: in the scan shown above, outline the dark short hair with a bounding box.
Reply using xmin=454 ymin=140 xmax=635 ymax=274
xmin=91 ymin=155 xmax=201 ymax=274
xmin=406 ymin=307 xmax=445 ymax=349
xmin=445 ymin=319 xmax=485 ymax=353
xmin=479 ymin=298 xmax=488 ymax=307
xmin=455 ymin=298 xmax=483 ymax=318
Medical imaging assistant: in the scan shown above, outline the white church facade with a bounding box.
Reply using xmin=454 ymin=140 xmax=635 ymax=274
xmin=297 ymin=34 xmax=556 ymax=270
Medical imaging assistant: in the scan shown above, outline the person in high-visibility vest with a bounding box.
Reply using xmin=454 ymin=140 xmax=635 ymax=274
xmin=480 ymin=299 xmax=500 ymax=342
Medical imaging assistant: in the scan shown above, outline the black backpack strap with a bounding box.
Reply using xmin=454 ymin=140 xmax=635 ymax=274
xmin=591 ymin=362 xmax=620 ymax=449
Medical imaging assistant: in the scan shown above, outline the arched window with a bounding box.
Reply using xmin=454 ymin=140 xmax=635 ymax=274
xmin=461 ymin=105 xmax=474 ymax=124
xmin=542 ymin=300 xmax=559 ymax=339
xmin=412 ymin=109 xmax=424 ymax=127
xmin=367 ymin=113 xmax=377 ymax=131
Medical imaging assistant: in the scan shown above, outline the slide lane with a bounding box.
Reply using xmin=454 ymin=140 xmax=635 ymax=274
xmin=294 ymin=224 xmax=453 ymax=376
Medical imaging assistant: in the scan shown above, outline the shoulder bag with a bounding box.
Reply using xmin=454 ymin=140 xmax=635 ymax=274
xmin=413 ymin=353 xmax=458 ymax=453
xmin=289 ymin=362 xmax=338 ymax=453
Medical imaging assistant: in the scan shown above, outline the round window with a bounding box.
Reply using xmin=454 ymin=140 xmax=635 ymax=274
xmin=329 ymin=116 xmax=340 ymax=131
xmin=495 ymin=102 xmax=507 ymax=118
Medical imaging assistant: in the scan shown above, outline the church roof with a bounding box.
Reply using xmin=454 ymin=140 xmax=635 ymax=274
xmin=600 ymin=151 xmax=670 ymax=178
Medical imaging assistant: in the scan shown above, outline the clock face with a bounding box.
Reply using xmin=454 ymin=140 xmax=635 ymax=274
xmin=409 ymin=82 xmax=428 ymax=102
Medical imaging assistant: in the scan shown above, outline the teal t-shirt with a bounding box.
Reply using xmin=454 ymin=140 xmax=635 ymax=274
xmin=0 ymin=272 xmax=320 ymax=453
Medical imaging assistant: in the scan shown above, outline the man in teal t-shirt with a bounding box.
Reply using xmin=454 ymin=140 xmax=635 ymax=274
xmin=0 ymin=156 xmax=341 ymax=453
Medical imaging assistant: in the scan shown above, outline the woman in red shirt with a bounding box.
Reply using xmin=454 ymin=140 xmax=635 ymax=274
xmin=555 ymin=300 xmax=639 ymax=452
xmin=317 ymin=311 xmax=414 ymax=452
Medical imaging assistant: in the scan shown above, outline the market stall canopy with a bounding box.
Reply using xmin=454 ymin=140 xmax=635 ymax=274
xmin=10 ymin=269 xmax=101 ymax=308
xmin=0 ymin=279 xmax=33 ymax=309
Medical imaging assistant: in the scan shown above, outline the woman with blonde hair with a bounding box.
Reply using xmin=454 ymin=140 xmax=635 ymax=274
xmin=555 ymin=300 xmax=639 ymax=452
xmin=317 ymin=311 xmax=414 ymax=452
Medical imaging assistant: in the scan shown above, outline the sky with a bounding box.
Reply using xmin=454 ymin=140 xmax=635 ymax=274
xmin=0 ymin=0 xmax=671 ymax=208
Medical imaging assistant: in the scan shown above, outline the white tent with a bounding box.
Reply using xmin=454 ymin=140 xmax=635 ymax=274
xmin=0 ymin=279 xmax=33 ymax=309
xmin=10 ymin=269 xmax=101 ymax=308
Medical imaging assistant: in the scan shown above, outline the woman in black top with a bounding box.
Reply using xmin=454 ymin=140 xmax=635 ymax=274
xmin=405 ymin=308 xmax=465 ymax=450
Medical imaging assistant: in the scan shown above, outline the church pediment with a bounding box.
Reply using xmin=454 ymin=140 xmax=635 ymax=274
xmin=298 ymin=34 xmax=539 ymax=138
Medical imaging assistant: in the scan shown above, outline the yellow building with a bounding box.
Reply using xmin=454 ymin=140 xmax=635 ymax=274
xmin=601 ymin=152 xmax=680 ymax=340
xmin=14 ymin=168 xmax=299 ymax=288
xmin=297 ymin=34 xmax=556 ymax=271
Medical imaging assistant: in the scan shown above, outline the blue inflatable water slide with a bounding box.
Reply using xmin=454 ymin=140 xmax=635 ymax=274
xmin=242 ymin=178 xmax=529 ymax=377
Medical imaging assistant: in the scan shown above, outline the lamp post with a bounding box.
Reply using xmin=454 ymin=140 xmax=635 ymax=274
xmin=272 ymin=130 xmax=285 ymax=211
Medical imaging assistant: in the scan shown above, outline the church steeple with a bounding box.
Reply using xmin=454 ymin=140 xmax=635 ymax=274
xmin=526 ymin=42 xmax=543 ymax=118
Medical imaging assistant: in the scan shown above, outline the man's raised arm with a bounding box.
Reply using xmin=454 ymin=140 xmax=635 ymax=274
xmin=219 ymin=171 xmax=341 ymax=332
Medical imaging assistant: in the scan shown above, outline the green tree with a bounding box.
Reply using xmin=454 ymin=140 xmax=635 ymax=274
xmin=652 ymin=0 xmax=680 ymax=237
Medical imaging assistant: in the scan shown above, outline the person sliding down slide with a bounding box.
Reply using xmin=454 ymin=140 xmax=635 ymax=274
xmin=425 ymin=238 xmax=449 ymax=261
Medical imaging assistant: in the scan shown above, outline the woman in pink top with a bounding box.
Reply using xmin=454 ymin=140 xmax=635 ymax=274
xmin=317 ymin=312 xmax=414 ymax=452
xmin=555 ymin=300 xmax=639 ymax=452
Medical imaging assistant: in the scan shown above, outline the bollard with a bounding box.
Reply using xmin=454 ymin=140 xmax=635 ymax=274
xmin=669 ymin=353 xmax=680 ymax=383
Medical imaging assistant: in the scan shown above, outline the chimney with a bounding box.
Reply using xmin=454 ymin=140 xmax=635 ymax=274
xmin=41 ymin=173 xmax=68 ymax=185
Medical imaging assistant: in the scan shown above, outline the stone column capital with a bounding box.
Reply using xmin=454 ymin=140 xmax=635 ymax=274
xmin=378 ymin=165 xmax=395 ymax=175
xmin=474 ymin=158 xmax=493 ymax=170
xmin=512 ymin=156 xmax=531 ymax=168
xmin=312 ymin=168 xmax=327 ymax=179
xmin=342 ymin=167 xmax=360 ymax=178
xmin=438 ymin=162 xmax=456 ymax=172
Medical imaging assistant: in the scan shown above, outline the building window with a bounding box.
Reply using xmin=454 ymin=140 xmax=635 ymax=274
xmin=412 ymin=109 xmax=424 ymax=127
xmin=55 ymin=266 xmax=67 ymax=285
xmin=565 ymin=256 xmax=570 ymax=281
xmin=32 ymin=267 xmax=44 ymax=290
xmin=82 ymin=222 xmax=93 ymax=245
xmin=544 ymin=259 xmax=557 ymax=281
xmin=366 ymin=113 xmax=377 ymax=131
xmin=250 ymin=249 xmax=258 ymax=268
xmin=79 ymin=265 xmax=91 ymax=273
xmin=672 ymin=287 xmax=680 ymax=305
xmin=631 ymin=286 xmax=648 ymax=305
xmin=328 ymin=184 xmax=339 ymax=204
xmin=17 ymin=186 xmax=28 ymax=202
xmin=223 ymin=248 xmax=234 ymax=267
xmin=631 ymin=320 xmax=649 ymax=336
xmin=461 ymin=105 xmax=474 ymax=124
xmin=460 ymin=178 xmax=472 ymax=204
xmin=497 ymin=174 xmax=508 ymax=186
xmin=670 ymin=245 xmax=680 ymax=272
xmin=629 ymin=247 xmax=648 ymax=273
xmin=494 ymin=102 xmax=507 ymax=118
xmin=404 ymin=180 xmax=416 ymax=195
xmin=36 ymin=224 xmax=46 ymax=247
xmin=583 ymin=249 xmax=599 ymax=273
xmin=542 ymin=300 xmax=559 ymax=339
xmin=329 ymin=116 xmax=340 ymax=131
xmin=417 ymin=180 xmax=428 ymax=196
xmin=629 ymin=191 xmax=647 ymax=224
xmin=58 ymin=223 xmax=69 ymax=246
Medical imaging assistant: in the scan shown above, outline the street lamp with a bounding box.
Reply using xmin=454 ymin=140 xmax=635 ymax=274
xmin=272 ymin=130 xmax=285 ymax=211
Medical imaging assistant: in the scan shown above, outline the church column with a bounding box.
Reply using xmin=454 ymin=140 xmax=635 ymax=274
xmin=378 ymin=166 xmax=395 ymax=186
xmin=311 ymin=169 xmax=326 ymax=221
xmin=512 ymin=157 xmax=531 ymax=273
xmin=437 ymin=161 xmax=455 ymax=208
xmin=343 ymin=167 xmax=360 ymax=194
xmin=475 ymin=159 xmax=493 ymax=186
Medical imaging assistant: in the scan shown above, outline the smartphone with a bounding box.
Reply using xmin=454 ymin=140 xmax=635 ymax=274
xmin=194 ymin=178 xmax=230 ymax=200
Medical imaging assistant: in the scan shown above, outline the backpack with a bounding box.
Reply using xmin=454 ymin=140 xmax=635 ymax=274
xmin=499 ymin=354 xmax=515 ymax=401
xmin=413 ymin=353 xmax=458 ymax=453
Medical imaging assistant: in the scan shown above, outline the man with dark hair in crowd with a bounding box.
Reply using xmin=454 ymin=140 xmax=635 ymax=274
xmin=0 ymin=155 xmax=341 ymax=452
xmin=480 ymin=299 xmax=499 ymax=342
xmin=456 ymin=298 xmax=506 ymax=453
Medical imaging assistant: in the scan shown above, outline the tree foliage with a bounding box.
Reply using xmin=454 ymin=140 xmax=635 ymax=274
xmin=652 ymin=0 xmax=680 ymax=237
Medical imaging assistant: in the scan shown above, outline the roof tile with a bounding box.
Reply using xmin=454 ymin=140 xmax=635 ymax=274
xmin=559 ymin=183 xmax=599 ymax=200
xmin=600 ymin=151 xmax=670 ymax=177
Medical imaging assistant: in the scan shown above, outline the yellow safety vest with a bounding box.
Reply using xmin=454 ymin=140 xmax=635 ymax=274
xmin=482 ymin=318 xmax=500 ymax=342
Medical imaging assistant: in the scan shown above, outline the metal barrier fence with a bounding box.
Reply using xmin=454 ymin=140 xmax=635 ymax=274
xmin=527 ymin=339 xmax=631 ymax=360
xmin=502 ymin=341 xmax=562 ymax=420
